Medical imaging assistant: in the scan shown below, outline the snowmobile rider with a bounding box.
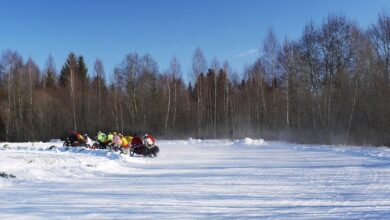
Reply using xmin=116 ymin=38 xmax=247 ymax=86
xmin=84 ymin=134 xmax=93 ymax=148
xmin=120 ymin=134 xmax=129 ymax=149
xmin=94 ymin=131 xmax=109 ymax=149
xmin=129 ymin=133 xmax=159 ymax=157
xmin=107 ymin=132 xmax=114 ymax=144
xmin=125 ymin=135 xmax=133 ymax=144
xmin=113 ymin=132 xmax=122 ymax=151
xmin=143 ymin=133 xmax=156 ymax=148
xmin=97 ymin=131 xmax=107 ymax=144
xmin=143 ymin=133 xmax=159 ymax=157
xmin=68 ymin=131 xmax=84 ymax=146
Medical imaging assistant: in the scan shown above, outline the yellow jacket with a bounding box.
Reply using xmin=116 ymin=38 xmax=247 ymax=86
xmin=121 ymin=136 xmax=129 ymax=147
xmin=125 ymin=136 xmax=133 ymax=143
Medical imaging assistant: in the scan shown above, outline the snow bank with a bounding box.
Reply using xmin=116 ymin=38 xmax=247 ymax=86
xmin=235 ymin=137 xmax=266 ymax=146
xmin=188 ymin=137 xmax=202 ymax=145
xmin=163 ymin=137 xmax=266 ymax=147
xmin=161 ymin=138 xmax=230 ymax=147
xmin=49 ymin=139 xmax=63 ymax=143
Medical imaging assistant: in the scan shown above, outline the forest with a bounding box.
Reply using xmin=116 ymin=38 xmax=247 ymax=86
xmin=1 ymin=12 xmax=390 ymax=146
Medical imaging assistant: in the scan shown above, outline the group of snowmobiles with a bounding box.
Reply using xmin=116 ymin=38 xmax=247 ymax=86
xmin=63 ymin=131 xmax=160 ymax=157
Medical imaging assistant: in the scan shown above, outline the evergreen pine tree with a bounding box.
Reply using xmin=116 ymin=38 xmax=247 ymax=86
xmin=45 ymin=55 xmax=57 ymax=89
xmin=77 ymin=56 xmax=89 ymax=131
xmin=78 ymin=56 xmax=89 ymax=85
xmin=59 ymin=52 xmax=78 ymax=87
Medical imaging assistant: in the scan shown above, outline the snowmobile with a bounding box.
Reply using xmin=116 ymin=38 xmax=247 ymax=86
xmin=106 ymin=142 xmax=122 ymax=152
xmin=129 ymin=143 xmax=159 ymax=157
xmin=63 ymin=136 xmax=87 ymax=148
xmin=63 ymin=131 xmax=89 ymax=148
xmin=92 ymin=141 xmax=110 ymax=150
xmin=91 ymin=141 xmax=124 ymax=152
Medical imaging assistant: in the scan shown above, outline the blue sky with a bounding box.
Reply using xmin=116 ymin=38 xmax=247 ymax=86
xmin=0 ymin=0 xmax=389 ymax=82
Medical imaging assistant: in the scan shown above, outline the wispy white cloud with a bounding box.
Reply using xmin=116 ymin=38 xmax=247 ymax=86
xmin=235 ymin=49 xmax=259 ymax=58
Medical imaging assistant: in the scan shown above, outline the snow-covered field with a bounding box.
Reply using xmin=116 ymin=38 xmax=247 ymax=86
xmin=1 ymin=138 xmax=390 ymax=219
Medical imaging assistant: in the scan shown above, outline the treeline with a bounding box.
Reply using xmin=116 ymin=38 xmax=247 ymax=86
xmin=1 ymin=12 xmax=390 ymax=145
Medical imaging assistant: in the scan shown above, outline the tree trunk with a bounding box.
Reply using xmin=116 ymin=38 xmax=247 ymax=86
xmin=6 ymin=70 xmax=11 ymax=141
xmin=197 ymin=80 xmax=202 ymax=137
xmin=260 ymin=74 xmax=267 ymax=125
xmin=164 ymin=79 xmax=171 ymax=135
xmin=29 ymin=64 xmax=34 ymax=139
xmin=114 ymin=88 xmax=119 ymax=131
xmin=173 ymin=80 xmax=177 ymax=130
xmin=286 ymin=75 xmax=290 ymax=128
xmin=346 ymin=77 xmax=358 ymax=144
xmin=98 ymin=75 xmax=102 ymax=129
xmin=70 ymin=67 xmax=77 ymax=131
xmin=214 ymin=73 xmax=217 ymax=138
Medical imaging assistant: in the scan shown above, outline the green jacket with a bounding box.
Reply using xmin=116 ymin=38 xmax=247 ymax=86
xmin=97 ymin=133 xmax=107 ymax=143
xmin=107 ymin=133 xmax=114 ymax=142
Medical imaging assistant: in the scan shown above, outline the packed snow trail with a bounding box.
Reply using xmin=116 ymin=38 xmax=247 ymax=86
xmin=1 ymin=139 xmax=390 ymax=219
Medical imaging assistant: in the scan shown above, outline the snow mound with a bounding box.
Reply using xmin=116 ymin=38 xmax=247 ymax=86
xmin=163 ymin=138 xmax=222 ymax=146
xmin=188 ymin=137 xmax=203 ymax=145
xmin=163 ymin=138 xmax=266 ymax=147
xmin=49 ymin=139 xmax=63 ymax=143
xmin=236 ymin=137 xmax=266 ymax=146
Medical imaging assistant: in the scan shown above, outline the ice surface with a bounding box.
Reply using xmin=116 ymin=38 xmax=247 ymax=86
xmin=1 ymin=139 xmax=390 ymax=219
